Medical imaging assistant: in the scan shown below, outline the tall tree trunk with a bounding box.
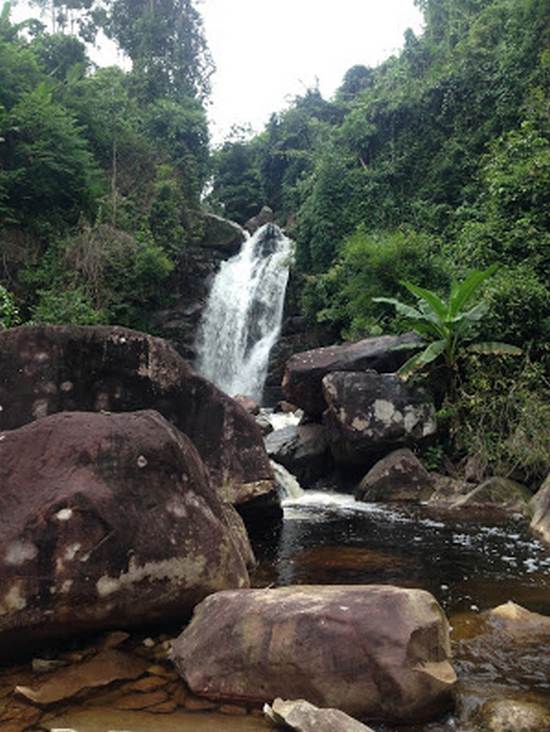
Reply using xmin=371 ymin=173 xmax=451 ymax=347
xmin=111 ymin=138 xmax=118 ymax=226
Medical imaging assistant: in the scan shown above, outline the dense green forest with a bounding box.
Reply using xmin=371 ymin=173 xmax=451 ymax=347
xmin=0 ymin=0 xmax=212 ymax=328
xmin=211 ymin=0 xmax=549 ymax=481
xmin=0 ymin=0 xmax=548 ymax=481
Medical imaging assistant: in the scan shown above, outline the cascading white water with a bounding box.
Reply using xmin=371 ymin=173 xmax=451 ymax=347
xmin=195 ymin=223 xmax=292 ymax=401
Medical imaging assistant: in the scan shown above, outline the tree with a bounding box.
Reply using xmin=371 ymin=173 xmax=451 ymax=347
xmin=104 ymin=0 xmax=214 ymax=102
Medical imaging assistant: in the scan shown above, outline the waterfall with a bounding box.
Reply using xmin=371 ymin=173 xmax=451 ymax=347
xmin=195 ymin=223 xmax=292 ymax=402
xmin=271 ymin=460 xmax=305 ymax=502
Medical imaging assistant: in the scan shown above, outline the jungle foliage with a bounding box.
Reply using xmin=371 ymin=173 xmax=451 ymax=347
xmin=0 ymin=0 xmax=211 ymax=328
xmin=210 ymin=0 xmax=549 ymax=482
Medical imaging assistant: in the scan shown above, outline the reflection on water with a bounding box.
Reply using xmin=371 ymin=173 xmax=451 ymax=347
xmin=253 ymin=491 xmax=550 ymax=616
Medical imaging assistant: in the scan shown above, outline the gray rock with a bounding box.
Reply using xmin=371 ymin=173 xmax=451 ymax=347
xmin=265 ymin=424 xmax=331 ymax=487
xmin=356 ymin=448 xmax=434 ymax=503
xmin=322 ymin=371 xmax=436 ymax=466
xmin=245 ymin=206 xmax=274 ymax=234
xmin=282 ymin=333 xmax=423 ymax=416
xmin=264 ymin=698 xmax=375 ymax=732
xmin=530 ymin=472 xmax=550 ymax=546
xmin=197 ymin=212 xmax=246 ymax=254
xmin=451 ymin=476 xmax=532 ymax=518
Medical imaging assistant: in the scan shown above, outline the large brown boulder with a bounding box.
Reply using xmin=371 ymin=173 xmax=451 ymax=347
xmin=282 ymin=333 xmax=422 ymax=416
xmin=0 ymin=410 xmax=251 ymax=650
xmin=0 ymin=325 xmax=275 ymax=510
xmin=356 ymin=448 xmax=435 ymax=503
xmin=265 ymin=424 xmax=332 ymax=487
xmin=530 ymin=473 xmax=550 ymax=546
xmin=322 ymin=371 xmax=436 ymax=466
xmin=171 ymin=585 xmax=457 ymax=724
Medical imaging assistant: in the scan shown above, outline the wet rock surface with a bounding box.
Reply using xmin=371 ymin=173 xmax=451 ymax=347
xmin=282 ymin=333 xmax=422 ymax=416
xmin=264 ymin=697 xmax=376 ymax=731
xmin=355 ymin=448 xmax=435 ymax=503
xmin=172 ymin=585 xmax=456 ymax=723
xmin=0 ymin=410 xmax=250 ymax=649
xmin=0 ymin=325 xmax=275 ymax=509
xmin=530 ymin=472 xmax=550 ymax=546
xmin=427 ymin=475 xmax=533 ymax=523
xmin=265 ymin=423 xmax=332 ymax=487
xmin=322 ymin=371 xmax=436 ymax=466
xmin=477 ymin=698 xmax=550 ymax=731
xmin=0 ymin=629 xmax=268 ymax=732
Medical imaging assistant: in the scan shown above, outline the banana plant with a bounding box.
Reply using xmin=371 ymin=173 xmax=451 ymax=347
xmin=373 ymin=265 xmax=522 ymax=380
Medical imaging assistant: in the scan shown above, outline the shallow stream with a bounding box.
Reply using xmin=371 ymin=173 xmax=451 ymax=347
xmin=2 ymin=491 xmax=550 ymax=731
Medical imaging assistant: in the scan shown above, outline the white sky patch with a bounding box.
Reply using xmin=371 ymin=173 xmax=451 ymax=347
xmin=11 ymin=0 xmax=423 ymax=143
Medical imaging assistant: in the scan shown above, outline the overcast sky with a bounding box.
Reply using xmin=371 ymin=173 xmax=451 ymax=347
xmin=12 ymin=0 xmax=424 ymax=143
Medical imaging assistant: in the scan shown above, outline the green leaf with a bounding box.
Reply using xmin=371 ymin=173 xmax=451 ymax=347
xmin=468 ymin=342 xmax=523 ymax=356
xmin=459 ymin=301 xmax=489 ymax=322
xmin=449 ymin=265 xmax=497 ymax=316
xmin=400 ymin=280 xmax=448 ymax=321
xmin=372 ymin=296 xmax=422 ymax=319
xmin=397 ymin=339 xmax=447 ymax=380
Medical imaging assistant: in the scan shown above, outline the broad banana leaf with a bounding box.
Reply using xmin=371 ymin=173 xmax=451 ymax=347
xmin=397 ymin=339 xmax=447 ymax=379
xmin=468 ymin=341 xmax=522 ymax=356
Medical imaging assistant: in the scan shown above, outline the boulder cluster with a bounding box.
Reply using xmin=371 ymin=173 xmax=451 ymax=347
xmin=0 ymin=325 xmax=275 ymax=652
xmin=272 ymin=334 xmax=549 ymax=536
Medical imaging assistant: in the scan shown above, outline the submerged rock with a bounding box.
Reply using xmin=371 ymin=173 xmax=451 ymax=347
xmin=282 ymin=333 xmax=422 ymax=416
xmin=265 ymin=424 xmax=331 ymax=487
xmin=0 ymin=325 xmax=275 ymax=510
xmin=171 ymin=585 xmax=456 ymax=723
xmin=355 ymin=448 xmax=434 ymax=503
xmin=530 ymin=472 xmax=550 ymax=546
xmin=264 ymin=698 xmax=375 ymax=731
xmin=478 ymin=699 xmax=550 ymax=732
xmin=0 ymin=410 xmax=250 ymax=649
xmin=323 ymin=371 xmax=436 ymax=466
xmin=430 ymin=477 xmax=531 ymax=522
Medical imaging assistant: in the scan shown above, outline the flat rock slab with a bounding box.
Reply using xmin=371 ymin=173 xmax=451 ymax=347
xmin=172 ymin=585 xmax=456 ymax=724
xmin=265 ymin=698 xmax=375 ymax=731
xmin=16 ymin=650 xmax=148 ymax=705
xmin=43 ymin=707 xmax=268 ymax=731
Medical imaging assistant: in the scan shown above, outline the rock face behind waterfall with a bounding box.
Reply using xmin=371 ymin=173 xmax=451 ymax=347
xmin=0 ymin=325 xmax=276 ymax=510
xmin=172 ymin=585 xmax=457 ymax=724
xmin=0 ymin=411 xmax=250 ymax=650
